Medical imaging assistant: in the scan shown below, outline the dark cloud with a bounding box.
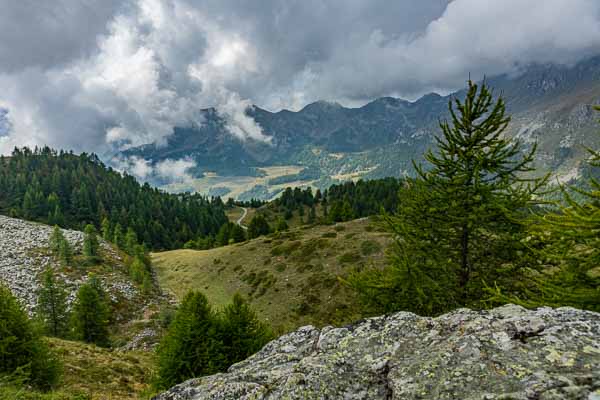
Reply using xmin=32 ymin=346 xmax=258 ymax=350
xmin=1 ymin=0 xmax=600 ymax=156
xmin=0 ymin=0 xmax=129 ymax=72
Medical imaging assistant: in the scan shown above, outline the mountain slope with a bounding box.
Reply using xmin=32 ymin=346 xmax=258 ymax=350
xmin=0 ymin=215 xmax=156 ymax=321
xmin=152 ymin=218 xmax=390 ymax=332
xmin=125 ymin=56 xmax=600 ymax=200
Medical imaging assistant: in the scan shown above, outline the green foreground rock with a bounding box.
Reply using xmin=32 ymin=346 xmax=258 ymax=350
xmin=154 ymin=304 xmax=599 ymax=400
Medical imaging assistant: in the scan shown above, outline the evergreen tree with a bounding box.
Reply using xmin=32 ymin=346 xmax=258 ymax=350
xmin=49 ymin=225 xmax=64 ymax=255
xmin=37 ymin=269 xmax=69 ymax=338
xmin=0 ymin=285 xmax=60 ymax=390
xmin=247 ymin=214 xmax=271 ymax=239
xmin=100 ymin=217 xmax=112 ymax=242
xmin=349 ymin=80 xmax=546 ymax=315
xmin=230 ymin=224 xmax=247 ymax=244
xmin=220 ymin=294 xmax=272 ymax=366
xmin=112 ymin=223 xmax=124 ymax=248
xmin=490 ymin=107 xmax=600 ymax=311
xmin=275 ymin=217 xmax=289 ymax=232
xmin=83 ymin=224 xmax=101 ymax=263
xmin=308 ymin=205 xmax=317 ymax=224
xmin=70 ymin=276 xmax=110 ymax=346
xmin=58 ymin=237 xmax=73 ymax=266
xmin=124 ymin=227 xmax=138 ymax=254
xmin=155 ymin=291 xmax=224 ymax=389
xmin=215 ymin=223 xmax=231 ymax=247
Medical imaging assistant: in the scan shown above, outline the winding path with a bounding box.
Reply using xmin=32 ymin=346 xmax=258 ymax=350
xmin=236 ymin=207 xmax=248 ymax=230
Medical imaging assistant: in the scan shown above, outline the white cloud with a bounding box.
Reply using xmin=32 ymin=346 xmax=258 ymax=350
xmin=111 ymin=154 xmax=196 ymax=185
xmin=1 ymin=0 xmax=600 ymax=155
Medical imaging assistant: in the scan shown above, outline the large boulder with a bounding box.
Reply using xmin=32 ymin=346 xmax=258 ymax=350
xmin=153 ymin=304 xmax=600 ymax=399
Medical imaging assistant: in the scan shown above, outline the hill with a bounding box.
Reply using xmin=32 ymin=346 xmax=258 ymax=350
xmin=0 ymin=215 xmax=154 ymax=319
xmin=154 ymin=304 xmax=600 ymax=400
xmin=124 ymin=56 xmax=600 ymax=200
xmin=152 ymin=217 xmax=391 ymax=332
xmin=0 ymin=147 xmax=228 ymax=250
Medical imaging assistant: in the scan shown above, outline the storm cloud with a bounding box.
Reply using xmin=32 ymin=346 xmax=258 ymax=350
xmin=1 ymin=0 xmax=600 ymax=156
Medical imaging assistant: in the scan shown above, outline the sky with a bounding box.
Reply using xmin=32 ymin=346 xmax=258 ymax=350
xmin=1 ymin=0 xmax=600 ymax=158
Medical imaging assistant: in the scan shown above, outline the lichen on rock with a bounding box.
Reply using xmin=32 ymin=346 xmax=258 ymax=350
xmin=153 ymin=304 xmax=599 ymax=400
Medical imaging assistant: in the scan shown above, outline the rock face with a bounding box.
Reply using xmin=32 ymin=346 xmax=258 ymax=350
xmin=154 ymin=305 xmax=600 ymax=400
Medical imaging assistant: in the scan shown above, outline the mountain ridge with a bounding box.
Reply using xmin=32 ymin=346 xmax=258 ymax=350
xmin=123 ymin=56 xmax=600 ymax=200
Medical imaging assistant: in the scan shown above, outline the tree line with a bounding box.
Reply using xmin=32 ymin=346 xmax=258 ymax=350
xmin=0 ymin=147 xmax=228 ymax=250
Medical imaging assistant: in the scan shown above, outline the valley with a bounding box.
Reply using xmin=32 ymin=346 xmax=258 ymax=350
xmin=124 ymin=57 xmax=600 ymax=200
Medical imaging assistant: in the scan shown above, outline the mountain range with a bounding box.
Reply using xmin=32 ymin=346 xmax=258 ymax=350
xmin=123 ymin=56 xmax=600 ymax=200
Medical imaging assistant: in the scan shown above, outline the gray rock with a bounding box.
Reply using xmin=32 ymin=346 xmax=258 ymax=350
xmin=0 ymin=215 xmax=137 ymax=314
xmin=153 ymin=305 xmax=600 ymax=400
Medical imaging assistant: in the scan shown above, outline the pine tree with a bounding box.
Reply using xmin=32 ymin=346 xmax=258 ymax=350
xmin=58 ymin=237 xmax=73 ymax=266
xmin=70 ymin=276 xmax=110 ymax=346
xmin=37 ymin=268 xmax=69 ymax=338
xmin=230 ymin=224 xmax=247 ymax=243
xmin=348 ymin=80 xmax=546 ymax=315
xmin=0 ymin=285 xmax=60 ymax=390
xmin=275 ymin=217 xmax=289 ymax=232
xmin=49 ymin=225 xmax=64 ymax=255
xmin=247 ymin=215 xmax=271 ymax=239
xmin=155 ymin=291 xmax=224 ymax=389
xmin=490 ymin=107 xmax=600 ymax=311
xmin=220 ymin=294 xmax=272 ymax=366
xmin=100 ymin=217 xmax=112 ymax=242
xmin=215 ymin=223 xmax=231 ymax=247
xmin=83 ymin=224 xmax=101 ymax=263
xmin=124 ymin=227 xmax=138 ymax=254
xmin=112 ymin=223 xmax=124 ymax=248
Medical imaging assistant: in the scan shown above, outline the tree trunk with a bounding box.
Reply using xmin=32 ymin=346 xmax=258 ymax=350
xmin=460 ymin=223 xmax=470 ymax=298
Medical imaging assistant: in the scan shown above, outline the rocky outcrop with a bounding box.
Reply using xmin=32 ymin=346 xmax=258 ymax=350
xmin=0 ymin=215 xmax=137 ymax=314
xmin=154 ymin=305 xmax=600 ymax=400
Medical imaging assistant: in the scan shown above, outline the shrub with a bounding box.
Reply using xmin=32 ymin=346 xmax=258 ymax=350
xmin=0 ymin=285 xmax=61 ymax=390
xmin=274 ymin=264 xmax=287 ymax=273
xmin=338 ymin=251 xmax=361 ymax=264
xmin=360 ymin=240 xmax=382 ymax=256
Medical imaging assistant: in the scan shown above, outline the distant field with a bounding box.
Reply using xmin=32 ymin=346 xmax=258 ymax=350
xmin=163 ymin=165 xmax=317 ymax=201
xmin=152 ymin=218 xmax=392 ymax=333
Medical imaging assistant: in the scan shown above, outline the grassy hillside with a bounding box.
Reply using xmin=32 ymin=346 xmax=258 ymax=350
xmin=0 ymin=338 xmax=154 ymax=400
xmin=153 ymin=217 xmax=391 ymax=332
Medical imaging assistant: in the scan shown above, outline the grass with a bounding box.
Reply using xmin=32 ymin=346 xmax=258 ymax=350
xmin=152 ymin=218 xmax=391 ymax=333
xmin=2 ymin=338 xmax=155 ymax=400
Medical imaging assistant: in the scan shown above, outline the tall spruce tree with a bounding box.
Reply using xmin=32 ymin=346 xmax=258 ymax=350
xmin=37 ymin=268 xmax=69 ymax=338
xmin=70 ymin=276 xmax=110 ymax=346
xmin=49 ymin=225 xmax=64 ymax=255
xmin=83 ymin=224 xmax=101 ymax=263
xmin=349 ymin=80 xmax=546 ymax=315
xmin=155 ymin=291 xmax=224 ymax=389
xmin=0 ymin=285 xmax=60 ymax=390
xmin=220 ymin=294 xmax=272 ymax=366
xmin=58 ymin=236 xmax=73 ymax=266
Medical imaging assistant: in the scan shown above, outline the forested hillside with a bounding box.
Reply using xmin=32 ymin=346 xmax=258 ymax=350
xmin=0 ymin=147 xmax=228 ymax=250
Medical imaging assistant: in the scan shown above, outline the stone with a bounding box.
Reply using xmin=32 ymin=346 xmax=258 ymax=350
xmin=153 ymin=305 xmax=600 ymax=400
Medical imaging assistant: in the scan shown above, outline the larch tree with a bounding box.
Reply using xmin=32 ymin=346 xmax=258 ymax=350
xmin=349 ymin=80 xmax=547 ymax=315
xmin=37 ymin=268 xmax=69 ymax=338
